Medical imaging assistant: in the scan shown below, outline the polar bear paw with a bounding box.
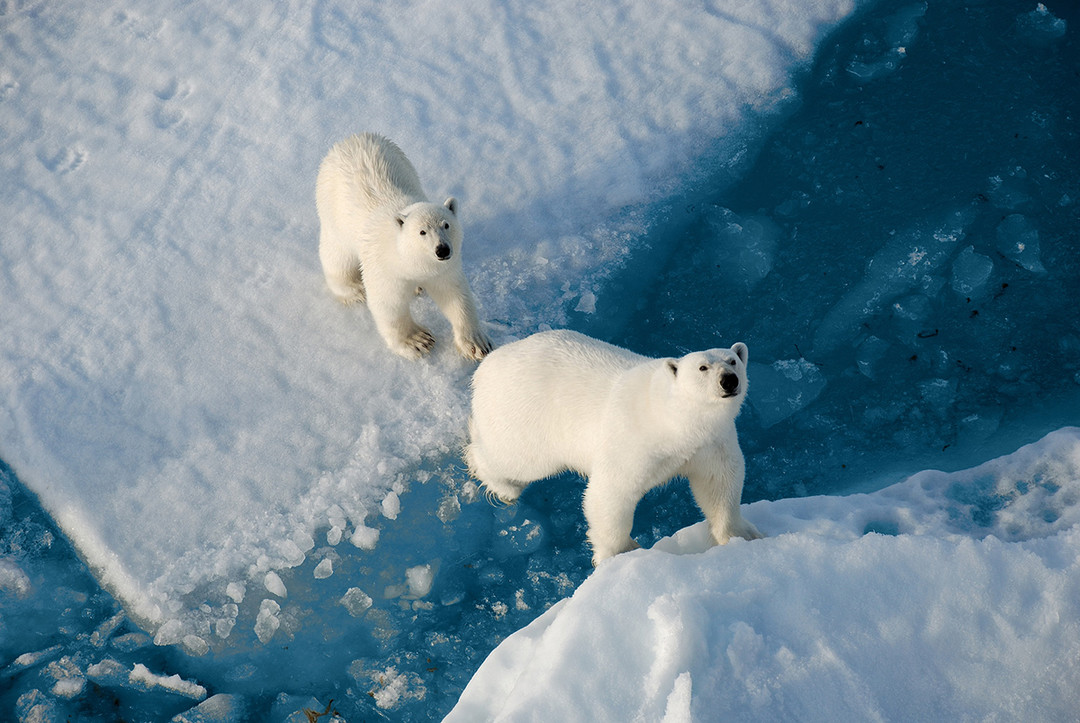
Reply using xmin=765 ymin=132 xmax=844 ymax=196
xmin=591 ymin=537 xmax=641 ymax=567
xmin=714 ymin=517 xmax=764 ymax=545
xmin=393 ymin=327 xmax=436 ymax=359
xmin=456 ymin=329 xmax=494 ymax=361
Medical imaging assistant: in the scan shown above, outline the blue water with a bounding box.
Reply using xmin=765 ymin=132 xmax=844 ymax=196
xmin=2 ymin=0 xmax=1078 ymax=720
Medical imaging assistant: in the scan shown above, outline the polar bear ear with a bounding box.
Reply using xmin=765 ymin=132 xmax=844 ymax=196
xmin=443 ymin=197 xmax=458 ymax=215
xmin=666 ymin=359 xmax=678 ymax=377
xmin=395 ymin=212 xmax=407 ymax=228
xmin=732 ymin=342 xmax=748 ymax=364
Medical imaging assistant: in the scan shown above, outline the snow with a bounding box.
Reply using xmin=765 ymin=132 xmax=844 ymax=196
xmin=448 ymin=427 xmax=1080 ymax=722
xmin=0 ymin=0 xmax=1077 ymax=720
xmin=0 ymin=0 xmax=860 ymax=644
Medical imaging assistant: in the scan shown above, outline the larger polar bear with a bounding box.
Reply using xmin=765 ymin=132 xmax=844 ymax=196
xmin=466 ymin=329 xmax=763 ymax=565
xmin=316 ymin=132 xmax=492 ymax=360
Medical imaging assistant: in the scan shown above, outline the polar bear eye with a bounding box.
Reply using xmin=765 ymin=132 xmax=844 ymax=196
xmin=443 ymin=222 xmax=450 ymax=230
xmin=699 ymin=365 xmax=708 ymax=372
xmin=419 ymin=230 xmax=426 ymax=236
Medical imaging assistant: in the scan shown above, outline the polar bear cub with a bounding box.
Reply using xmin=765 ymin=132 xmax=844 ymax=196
xmin=316 ymin=132 xmax=492 ymax=360
xmin=466 ymin=329 xmax=763 ymax=565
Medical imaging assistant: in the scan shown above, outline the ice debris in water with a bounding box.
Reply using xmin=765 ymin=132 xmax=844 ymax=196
xmin=350 ymin=525 xmax=380 ymax=550
xmin=313 ymin=557 xmax=333 ymax=579
xmin=1016 ymin=3 xmax=1067 ymax=44
xmin=263 ymin=570 xmax=287 ymax=597
xmin=748 ymin=359 xmax=827 ymax=428
xmin=702 ymin=206 xmax=779 ymax=290
xmin=995 ymin=214 xmax=1045 ymax=273
xmin=951 ymin=245 xmax=994 ymax=298
xmin=340 ymin=587 xmax=373 ymax=618
xmin=382 ymin=491 xmax=401 ymax=520
xmin=254 ymin=599 xmax=281 ymax=643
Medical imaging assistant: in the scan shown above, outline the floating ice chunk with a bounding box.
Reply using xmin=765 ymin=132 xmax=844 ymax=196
xmin=814 ymin=209 xmax=971 ymax=353
xmin=365 ymin=666 xmax=426 ymax=710
xmin=996 ymin=214 xmax=1045 ymax=273
xmin=313 ymin=558 xmax=333 ymax=579
xmin=1016 ymin=3 xmax=1067 ymax=44
xmin=748 ymin=359 xmax=827 ymax=428
xmin=327 ymin=504 xmax=347 ymax=530
xmin=437 ymin=493 xmax=462 ymax=523
xmin=263 ymin=571 xmax=287 ymax=598
xmin=957 ymin=411 xmax=1002 ymax=447
xmin=575 ymin=290 xmax=597 ymax=314
xmin=225 ymin=581 xmax=245 ymax=604
xmin=86 ymin=658 xmax=128 ymax=687
xmin=406 ymin=563 xmax=435 ymax=599
xmin=129 ymin=662 xmax=207 ymax=700
xmin=917 ymin=378 xmax=957 ymax=417
xmin=47 ymin=656 xmax=86 ymax=698
xmin=171 ymin=693 xmax=251 ymax=723
xmin=293 ymin=529 xmax=315 ymax=554
xmin=89 ymin=611 xmax=125 ymax=648
xmin=11 ymin=646 xmax=62 ymax=675
xmin=254 ymin=600 xmax=280 ymax=644
xmin=16 ymin=690 xmax=58 ymax=721
xmin=327 ymin=526 xmax=343 ymax=545
xmin=856 ymin=336 xmax=891 ymax=380
xmin=350 ymin=525 xmax=380 ymax=550
xmin=987 ymin=168 xmax=1031 ymax=210
xmin=181 ymin=635 xmax=209 ymax=657
xmin=951 ymin=245 xmax=994 ymax=297
xmin=845 ymin=3 xmax=926 ymax=82
xmin=278 ymin=538 xmax=306 ymax=567
xmin=703 ymin=207 xmax=779 ymax=290
xmin=0 ymin=559 xmax=30 ymax=597
xmin=340 ymin=587 xmax=373 ymax=618
xmin=154 ymin=618 xmax=186 ymax=647
xmin=496 ymin=518 xmax=545 ymax=557
xmin=381 ymin=491 xmax=401 ymax=520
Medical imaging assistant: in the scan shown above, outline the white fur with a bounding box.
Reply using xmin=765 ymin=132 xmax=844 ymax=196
xmin=316 ymin=132 xmax=492 ymax=360
xmin=466 ymin=329 xmax=763 ymax=565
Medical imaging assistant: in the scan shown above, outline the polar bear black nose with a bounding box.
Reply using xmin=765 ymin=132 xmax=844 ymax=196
xmin=435 ymin=243 xmax=452 ymax=260
xmin=720 ymin=372 xmax=739 ymax=395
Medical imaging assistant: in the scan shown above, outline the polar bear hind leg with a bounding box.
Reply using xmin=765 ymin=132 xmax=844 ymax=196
xmin=464 ymin=423 xmax=525 ymax=504
xmin=318 ymin=228 xmax=366 ymax=304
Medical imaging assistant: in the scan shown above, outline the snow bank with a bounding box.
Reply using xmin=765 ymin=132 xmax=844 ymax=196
xmin=0 ymin=0 xmax=860 ymax=641
xmin=448 ymin=427 xmax=1080 ymax=722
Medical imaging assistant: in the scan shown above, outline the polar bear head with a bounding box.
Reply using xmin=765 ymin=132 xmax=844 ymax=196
xmin=665 ymin=342 xmax=749 ymax=408
xmin=395 ymin=197 xmax=464 ymax=273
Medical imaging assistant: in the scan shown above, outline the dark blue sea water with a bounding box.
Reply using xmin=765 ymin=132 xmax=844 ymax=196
xmin=2 ymin=0 xmax=1077 ymax=720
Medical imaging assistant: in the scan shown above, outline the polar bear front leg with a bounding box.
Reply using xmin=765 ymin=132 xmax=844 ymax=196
xmin=318 ymin=233 xmax=366 ymax=304
xmin=426 ymin=279 xmax=493 ymax=360
xmin=367 ymin=287 xmax=435 ymax=359
xmin=582 ymin=472 xmax=644 ymax=566
xmin=682 ymin=443 xmax=763 ymax=545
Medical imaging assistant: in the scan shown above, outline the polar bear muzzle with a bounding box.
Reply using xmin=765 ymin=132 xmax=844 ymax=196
xmin=719 ymin=371 xmax=740 ymax=397
xmin=435 ymin=243 xmax=452 ymax=260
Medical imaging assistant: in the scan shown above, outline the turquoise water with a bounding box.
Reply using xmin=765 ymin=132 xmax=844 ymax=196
xmin=2 ymin=0 xmax=1077 ymax=719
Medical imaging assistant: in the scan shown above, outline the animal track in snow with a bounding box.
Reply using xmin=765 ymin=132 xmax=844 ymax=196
xmin=153 ymin=77 xmax=191 ymax=129
xmin=39 ymin=146 xmax=88 ymax=175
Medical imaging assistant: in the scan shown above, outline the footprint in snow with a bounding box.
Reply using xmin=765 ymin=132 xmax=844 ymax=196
xmin=38 ymin=146 xmax=87 ymax=175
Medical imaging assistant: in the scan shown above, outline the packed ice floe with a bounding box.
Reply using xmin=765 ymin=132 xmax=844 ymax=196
xmin=0 ymin=0 xmax=863 ymax=641
xmin=449 ymin=427 xmax=1080 ymax=722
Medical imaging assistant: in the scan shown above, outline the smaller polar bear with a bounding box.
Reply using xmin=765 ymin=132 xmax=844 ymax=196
xmin=316 ymin=132 xmax=492 ymax=360
xmin=466 ymin=329 xmax=763 ymax=565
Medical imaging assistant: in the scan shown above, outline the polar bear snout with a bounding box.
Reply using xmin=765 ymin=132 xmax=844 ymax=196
xmin=719 ymin=371 xmax=740 ymax=397
xmin=435 ymin=242 xmax=452 ymax=260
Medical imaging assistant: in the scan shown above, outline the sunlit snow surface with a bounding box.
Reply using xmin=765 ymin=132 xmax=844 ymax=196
xmin=1 ymin=0 xmax=1079 ymax=720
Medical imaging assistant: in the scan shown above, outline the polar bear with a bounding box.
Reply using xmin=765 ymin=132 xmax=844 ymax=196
xmin=466 ymin=329 xmax=763 ymax=565
xmin=316 ymin=132 xmax=492 ymax=360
